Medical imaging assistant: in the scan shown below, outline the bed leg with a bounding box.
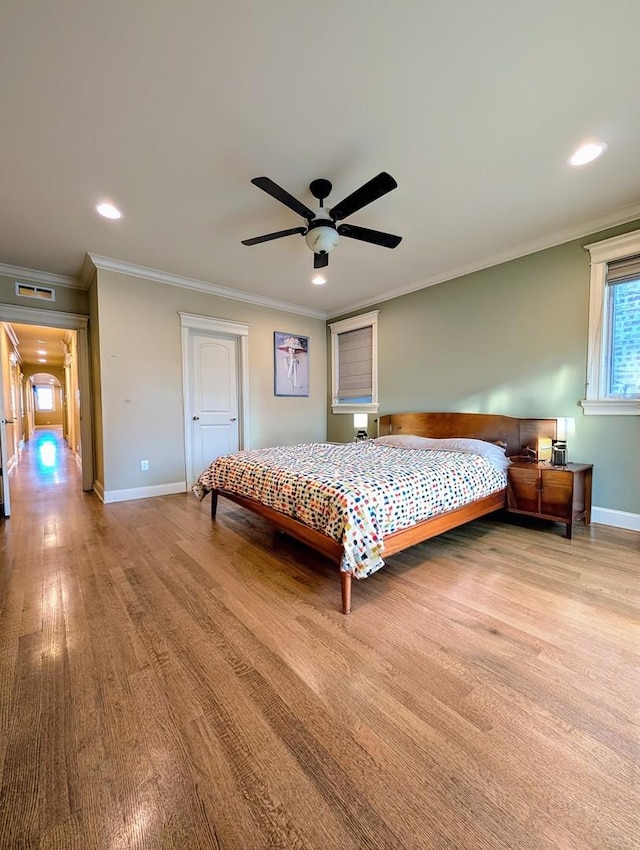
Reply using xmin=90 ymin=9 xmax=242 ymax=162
xmin=211 ymin=490 xmax=218 ymax=519
xmin=340 ymin=572 xmax=352 ymax=615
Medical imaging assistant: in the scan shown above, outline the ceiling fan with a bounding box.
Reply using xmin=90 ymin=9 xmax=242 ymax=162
xmin=241 ymin=172 xmax=402 ymax=269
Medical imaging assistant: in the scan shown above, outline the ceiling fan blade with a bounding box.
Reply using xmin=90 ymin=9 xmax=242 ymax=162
xmin=314 ymin=252 xmax=329 ymax=269
xmin=337 ymin=223 xmax=402 ymax=249
xmin=251 ymin=177 xmax=316 ymax=221
xmin=241 ymin=226 xmax=307 ymax=246
xmin=330 ymin=172 xmax=398 ymax=221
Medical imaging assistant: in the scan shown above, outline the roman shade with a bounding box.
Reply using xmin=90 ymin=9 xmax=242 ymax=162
xmin=606 ymin=254 xmax=640 ymax=283
xmin=336 ymin=326 xmax=373 ymax=401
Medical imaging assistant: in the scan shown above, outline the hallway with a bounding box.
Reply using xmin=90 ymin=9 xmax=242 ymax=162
xmin=7 ymin=426 xmax=77 ymax=495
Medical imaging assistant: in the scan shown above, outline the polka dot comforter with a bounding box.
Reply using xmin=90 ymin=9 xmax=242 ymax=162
xmin=192 ymin=441 xmax=507 ymax=579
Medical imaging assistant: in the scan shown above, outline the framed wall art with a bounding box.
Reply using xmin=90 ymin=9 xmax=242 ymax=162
xmin=274 ymin=332 xmax=309 ymax=397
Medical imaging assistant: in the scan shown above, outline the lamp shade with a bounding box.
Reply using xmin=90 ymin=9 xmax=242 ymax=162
xmin=353 ymin=413 xmax=368 ymax=429
xmin=305 ymin=225 xmax=339 ymax=254
xmin=556 ymin=417 xmax=575 ymax=441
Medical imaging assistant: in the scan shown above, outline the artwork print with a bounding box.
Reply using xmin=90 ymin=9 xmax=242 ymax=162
xmin=274 ymin=332 xmax=309 ymax=397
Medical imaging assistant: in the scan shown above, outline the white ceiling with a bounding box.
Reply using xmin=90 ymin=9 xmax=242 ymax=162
xmin=2 ymin=1 xmax=640 ymax=318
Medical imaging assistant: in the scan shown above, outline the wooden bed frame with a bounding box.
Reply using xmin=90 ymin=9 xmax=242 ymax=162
xmin=211 ymin=412 xmax=556 ymax=614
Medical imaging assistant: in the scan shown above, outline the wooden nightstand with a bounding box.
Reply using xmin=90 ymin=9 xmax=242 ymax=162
xmin=506 ymin=461 xmax=593 ymax=539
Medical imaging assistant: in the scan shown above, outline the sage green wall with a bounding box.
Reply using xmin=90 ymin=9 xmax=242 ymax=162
xmin=327 ymin=220 xmax=640 ymax=516
xmin=94 ymin=269 xmax=326 ymax=494
xmin=0 ymin=273 xmax=88 ymax=315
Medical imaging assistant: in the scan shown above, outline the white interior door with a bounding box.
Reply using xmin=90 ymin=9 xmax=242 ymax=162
xmin=188 ymin=332 xmax=239 ymax=483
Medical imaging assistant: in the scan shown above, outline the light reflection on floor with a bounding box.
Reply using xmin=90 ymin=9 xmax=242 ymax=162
xmin=29 ymin=429 xmax=65 ymax=484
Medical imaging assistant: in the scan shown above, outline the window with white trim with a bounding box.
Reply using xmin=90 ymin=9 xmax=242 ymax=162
xmin=329 ymin=310 xmax=379 ymax=414
xmin=35 ymin=385 xmax=55 ymax=411
xmin=583 ymin=229 xmax=640 ymax=415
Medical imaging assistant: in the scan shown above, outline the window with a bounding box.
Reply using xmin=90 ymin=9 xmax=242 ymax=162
xmin=328 ymin=310 xmax=379 ymax=414
xmin=35 ymin=385 xmax=55 ymax=411
xmin=583 ymin=230 xmax=640 ymax=415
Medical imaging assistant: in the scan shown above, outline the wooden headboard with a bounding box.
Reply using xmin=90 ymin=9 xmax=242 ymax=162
xmin=377 ymin=412 xmax=556 ymax=457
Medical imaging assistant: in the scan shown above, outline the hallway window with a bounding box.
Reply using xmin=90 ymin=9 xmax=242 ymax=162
xmin=35 ymin=386 xmax=55 ymax=411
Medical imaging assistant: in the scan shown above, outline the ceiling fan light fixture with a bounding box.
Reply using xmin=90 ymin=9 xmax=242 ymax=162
xmin=304 ymin=224 xmax=339 ymax=254
xmin=569 ymin=141 xmax=607 ymax=167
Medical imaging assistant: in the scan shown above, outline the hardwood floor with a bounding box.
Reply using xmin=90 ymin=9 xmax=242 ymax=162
xmin=1 ymin=431 xmax=638 ymax=849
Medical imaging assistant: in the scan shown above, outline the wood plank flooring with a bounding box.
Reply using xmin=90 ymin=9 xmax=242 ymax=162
xmin=0 ymin=430 xmax=638 ymax=849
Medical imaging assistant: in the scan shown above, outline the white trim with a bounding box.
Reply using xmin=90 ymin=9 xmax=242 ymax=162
xmin=592 ymin=506 xmax=640 ymax=533
xmin=327 ymin=203 xmax=640 ymax=319
xmin=584 ymin=229 xmax=640 ymax=263
xmin=581 ymin=399 xmax=640 ymax=415
xmin=179 ymin=312 xmax=249 ymax=337
xmin=582 ymin=228 xmax=640 ymax=415
xmin=0 ymin=304 xmax=88 ymax=329
xmin=179 ymin=312 xmax=250 ymax=486
xmin=0 ymin=304 xmax=94 ymax=490
xmin=87 ymin=254 xmax=326 ymax=319
xmin=97 ymin=481 xmax=187 ymax=504
xmin=328 ymin=310 xmax=380 ymax=336
xmin=0 ymin=262 xmax=81 ymax=290
xmin=3 ymin=323 xmax=20 ymax=348
xmin=330 ymin=402 xmax=379 ymax=415
xmin=329 ymin=311 xmax=379 ymax=414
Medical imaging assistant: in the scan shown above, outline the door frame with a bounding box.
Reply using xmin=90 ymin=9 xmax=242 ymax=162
xmin=0 ymin=304 xmax=94 ymax=491
xmin=179 ymin=312 xmax=250 ymax=486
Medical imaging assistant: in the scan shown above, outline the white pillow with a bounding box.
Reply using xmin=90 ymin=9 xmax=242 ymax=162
xmin=373 ymin=434 xmax=511 ymax=470
xmin=429 ymin=437 xmax=511 ymax=470
xmin=373 ymin=435 xmax=441 ymax=450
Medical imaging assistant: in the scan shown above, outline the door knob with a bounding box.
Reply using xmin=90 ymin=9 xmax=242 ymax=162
xmin=192 ymin=415 xmax=200 ymax=420
xmin=230 ymin=417 xmax=237 ymax=421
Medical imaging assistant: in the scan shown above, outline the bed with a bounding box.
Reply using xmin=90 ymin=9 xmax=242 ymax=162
xmin=193 ymin=412 xmax=556 ymax=613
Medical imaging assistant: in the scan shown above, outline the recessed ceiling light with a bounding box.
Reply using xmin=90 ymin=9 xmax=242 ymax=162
xmin=36 ymin=349 xmax=46 ymax=354
xmin=569 ymin=142 xmax=607 ymax=167
xmin=312 ymin=275 xmax=326 ymax=286
xmin=38 ymin=358 xmax=47 ymax=363
xmin=96 ymin=201 xmax=123 ymax=219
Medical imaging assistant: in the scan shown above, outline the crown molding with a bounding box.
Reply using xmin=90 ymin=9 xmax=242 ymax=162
xmin=584 ymin=227 xmax=640 ymax=263
xmin=86 ymin=254 xmax=327 ymax=320
xmin=326 ymin=202 xmax=640 ymax=319
xmin=0 ymin=262 xmax=82 ymax=290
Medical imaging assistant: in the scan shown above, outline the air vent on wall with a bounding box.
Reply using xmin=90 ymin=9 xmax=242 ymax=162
xmin=15 ymin=281 xmax=56 ymax=301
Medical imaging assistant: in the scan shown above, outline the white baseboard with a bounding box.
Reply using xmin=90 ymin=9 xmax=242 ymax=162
xmin=592 ymin=506 xmax=640 ymax=533
xmin=97 ymin=481 xmax=187 ymax=504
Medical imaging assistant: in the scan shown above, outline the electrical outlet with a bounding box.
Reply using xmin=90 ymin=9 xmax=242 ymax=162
xmin=140 ymin=460 xmax=149 ymax=471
